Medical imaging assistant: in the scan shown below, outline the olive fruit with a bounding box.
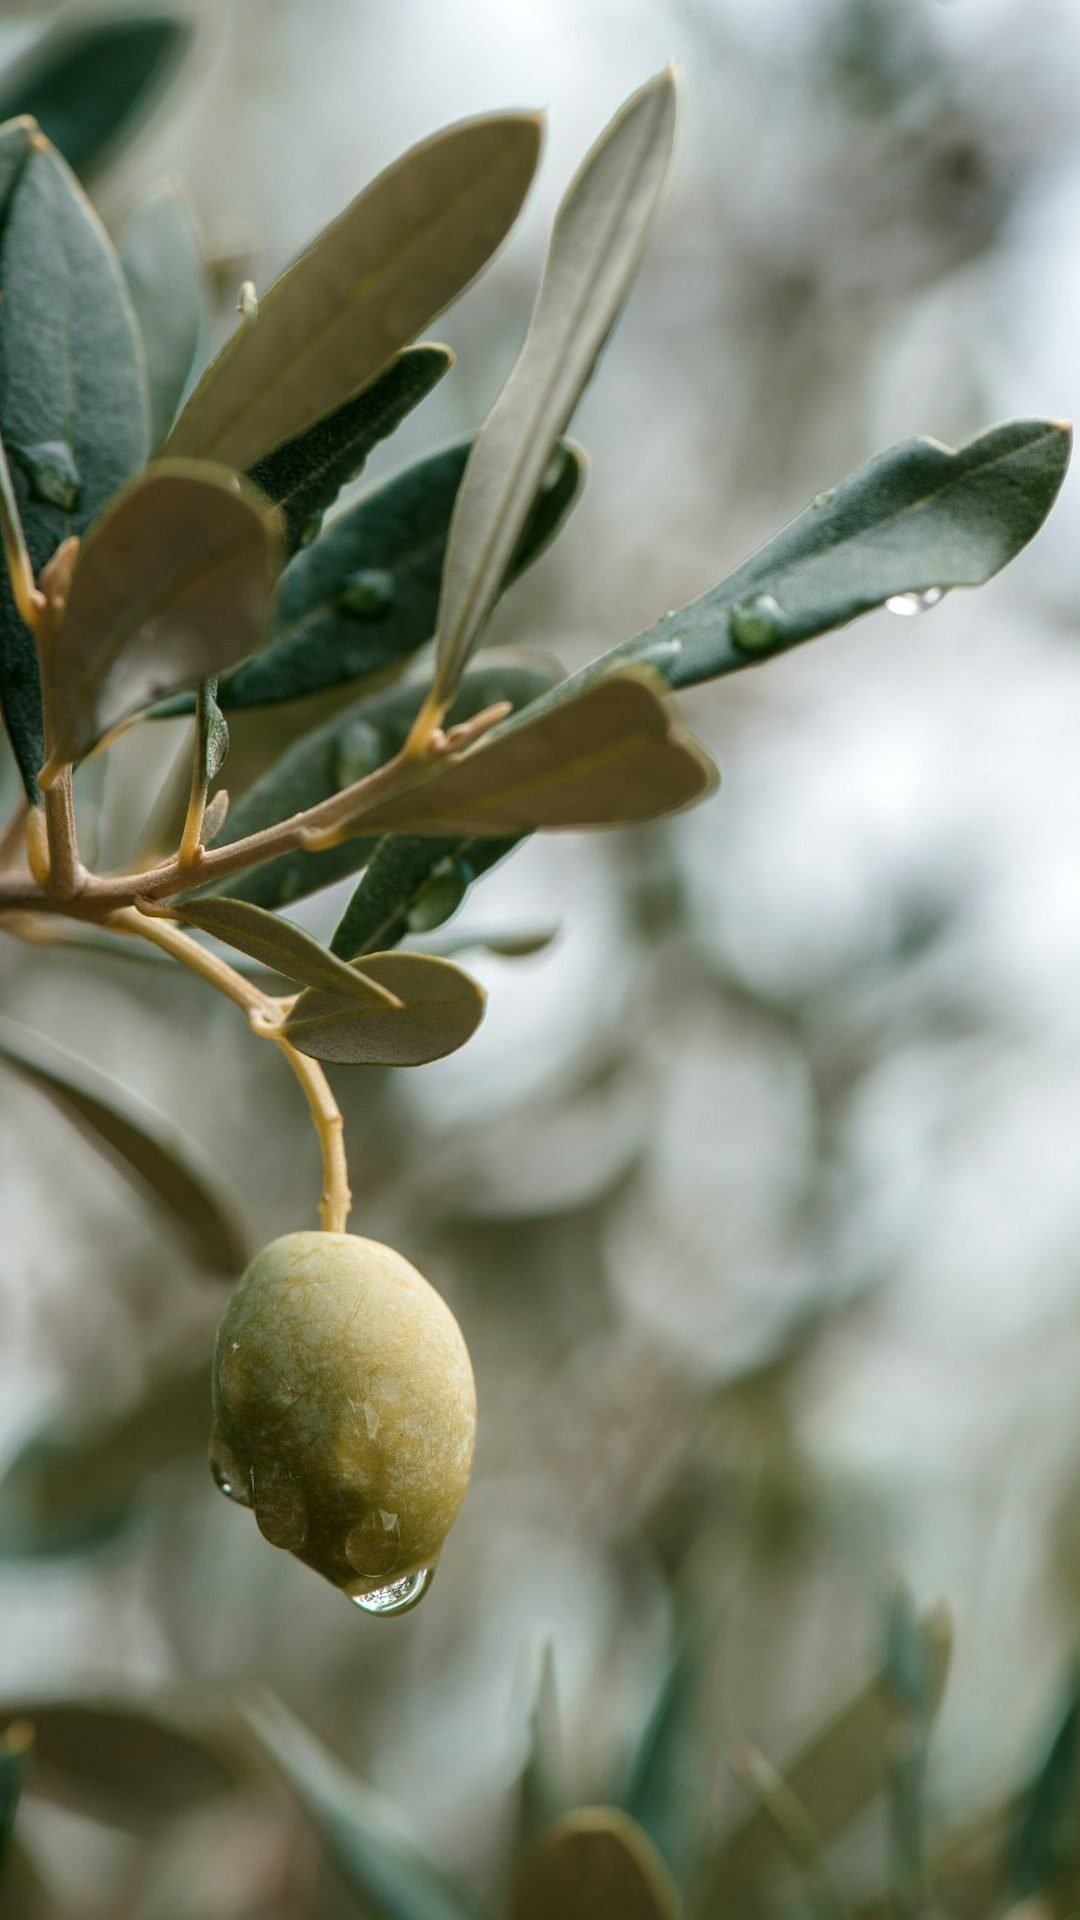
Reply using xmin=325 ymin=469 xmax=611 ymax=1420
xmin=209 ymin=1232 xmax=476 ymax=1612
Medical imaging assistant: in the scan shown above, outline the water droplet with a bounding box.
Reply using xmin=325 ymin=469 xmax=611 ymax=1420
xmin=12 ymin=440 xmax=81 ymax=511
xmin=335 ymin=719 xmax=382 ymax=789
xmin=210 ymin=1457 xmax=250 ymax=1506
xmin=885 ymin=588 xmax=945 ymax=617
xmin=298 ymin=513 xmax=323 ymax=548
xmin=728 ymin=593 xmax=786 ymax=655
xmin=337 ymin=568 xmax=395 ymax=620
xmin=406 ymin=866 xmax=468 ymax=933
xmin=542 ymin=450 xmax=566 ymax=490
xmin=351 ymin=1566 xmax=434 ymax=1617
xmin=811 ymin=488 xmax=836 ymax=511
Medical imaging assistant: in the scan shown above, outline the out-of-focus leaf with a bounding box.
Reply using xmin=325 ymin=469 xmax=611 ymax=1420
xmin=0 ymin=1015 xmax=249 ymax=1276
xmin=508 ymin=1808 xmax=680 ymax=1920
xmin=242 ymin=1690 xmax=488 ymax=1920
xmin=1007 ymin=1666 xmax=1080 ymax=1905
xmin=172 ymin=897 xmax=403 ymax=1005
xmin=880 ymin=1586 xmax=951 ymax=1920
xmin=352 ymin=669 xmax=716 ymax=835
xmin=39 ymin=461 xmax=280 ymax=778
xmin=248 ymin=344 xmax=454 ymax=553
xmin=0 ymin=123 xmax=149 ymax=795
xmin=0 ymin=1696 xmax=248 ymax=1833
xmin=0 ymin=1348 xmax=210 ymax=1558
xmin=330 ymin=831 xmax=518 ymax=957
xmin=579 ymin=419 xmax=1073 ymax=697
xmin=621 ymin=1633 xmax=703 ymax=1887
xmin=165 ymin=113 xmax=543 ymax=473
xmin=0 ymin=1721 xmax=31 ymax=1873
xmin=430 ymin=69 xmax=674 ymax=710
xmin=514 ymin=1647 xmax=568 ymax=1859
xmin=208 ymin=659 xmax=557 ymax=911
xmin=0 ymin=1834 xmax=52 ymax=1918
xmin=121 ymin=179 xmax=206 ymax=446
xmin=0 ymin=15 xmax=193 ymax=178
xmin=203 ymin=437 xmax=582 ymax=713
xmin=282 ymin=951 xmax=484 ymax=1067
xmin=413 ymin=924 xmax=557 ymax=959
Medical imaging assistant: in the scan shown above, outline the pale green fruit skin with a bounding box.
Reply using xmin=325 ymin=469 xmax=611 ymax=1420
xmin=210 ymin=1232 xmax=476 ymax=1598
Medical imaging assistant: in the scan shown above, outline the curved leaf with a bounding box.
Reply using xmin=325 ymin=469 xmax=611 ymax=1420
xmin=282 ymin=951 xmax=485 ymax=1067
xmin=508 ymin=1808 xmax=680 ymax=1920
xmin=0 ymin=1696 xmax=246 ymax=1833
xmin=173 ymin=897 xmax=403 ymax=1005
xmin=0 ymin=1722 xmax=30 ymax=1875
xmin=0 ymin=1015 xmax=250 ymax=1276
xmin=0 ymin=15 xmax=193 ymax=179
xmin=330 ymin=832 xmax=519 ymax=959
xmin=0 ymin=124 xmax=149 ymax=794
xmin=121 ymin=178 xmax=206 ymax=446
xmin=40 ymin=460 xmax=281 ymax=777
xmin=248 ymin=343 xmax=454 ymax=553
xmin=165 ymin=112 xmax=543 ymax=472
xmin=243 ymin=1692 xmax=486 ymax=1920
xmin=431 ymin=68 xmax=675 ymax=708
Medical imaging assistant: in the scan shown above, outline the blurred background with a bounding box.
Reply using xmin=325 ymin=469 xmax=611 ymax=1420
xmin=4 ymin=0 xmax=1080 ymax=1911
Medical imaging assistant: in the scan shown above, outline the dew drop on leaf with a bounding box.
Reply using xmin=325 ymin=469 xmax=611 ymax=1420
xmin=350 ymin=1566 xmax=434 ymax=1616
xmin=812 ymin=488 xmax=836 ymax=510
xmin=12 ymin=439 xmax=82 ymax=511
xmin=334 ymin=719 xmax=383 ymax=789
xmin=728 ymin=592 xmax=786 ymax=654
xmin=211 ymin=1457 xmax=250 ymax=1505
xmin=885 ymin=588 xmax=945 ymax=617
xmin=337 ymin=568 xmax=395 ymax=619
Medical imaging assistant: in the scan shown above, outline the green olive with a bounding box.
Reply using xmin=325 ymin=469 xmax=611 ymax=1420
xmin=209 ymin=1232 xmax=476 ymax=1608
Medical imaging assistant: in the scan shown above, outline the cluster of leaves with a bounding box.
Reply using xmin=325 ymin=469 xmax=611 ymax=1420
xmin=3 ymin=1583 xmax=1080 ymax=1917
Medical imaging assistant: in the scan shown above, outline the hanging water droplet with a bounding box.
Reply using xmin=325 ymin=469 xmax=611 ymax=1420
xmin=811 ymin=488 xmax=836 ymax=511
xmin=350 ymin=1566 xmax=434 ymax=1616
xmin=337 ymin=568 xmax=395 ymax=620
xmin=210 ymin=1457 xmax=250 ymax=1505
xmin=885 ymin=588 xmax=945 ymax=618
xmin=728 ymin=592 xmax=786 ymax=655
xmin=406 ymin=864 xmax=469 ymax=933
xmin=297 ymin=513 xmax=323 ymax=548
xmin=11 ymin=440 xmax=81 ymax=511
xmin=335 ymin=718 xmax=383 ymax=789
xmin=542 ymin=450 xmax=566 ymax=490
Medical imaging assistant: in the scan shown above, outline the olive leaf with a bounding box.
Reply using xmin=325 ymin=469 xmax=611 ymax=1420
xmin=0 ymin=1722 xmax=30 ymax=1873
xmin=576 ymin=418 xmax=1074 ymax=697
xmin=349 ymin=669 xmax=717 ymax=836
xmin=1006 ymin=1666 xmax=1080 ymax=1906
xmin=0 ymin=14 xmax=193 ymax=179
xmin=330 ymin=832 xmax=519 ymax=958
xmin=0 ymin=122 xmax=149 ymax=796
xmin=508 ymin=1809 xmax=680 ymax=1920
xmin=514 ymin=1646 xmax=569 ymax=1860
xmin=430 ymin=68 xmax=675 ymax=710
xmin=172 ymin=897 xmax=404 ymax=1007
xmin=242 ymin=1689 xmax=488 ymax=1920
xmin=165 ymin=112 xmax=543 ymax=473
xmin=121 ymin=178 xmax=206 ymax=447
xmin=248 ymin=343 xmax=454 ymax=553
xmin=0 ymin=1015 xmax=250 ymax=1277
xmin=194 ymin=675 xmax=229 ymax=787
xmin=282 ymin=951 xmax=485 ymax=1067
xmin=413 ymin=925 xmax=558 ymax=959
xmin=621 ymin=1633 xmax=704 ymax=1887
xmin=39 ymin=460 xmax=281 ymax=780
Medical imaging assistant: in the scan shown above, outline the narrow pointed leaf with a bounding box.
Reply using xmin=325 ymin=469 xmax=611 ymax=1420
xmin=330 ymin=832 xmax=519 ymax=958
xmin=206 ymin=660 xmax=557 ymax=911
xmin=509 ymin=1808 xmax=680 ymax=1920
xmin=282 ymin=950 xmax=485 ymax=1067
xmin=1007 ymin=1666 xmax=1080 ymax=1904
xmin=0 ymin=1696 xmax=246 ymax=1832
xmin=0 ymin=124 xmax=149 ymax=794
xmin=431 ymin=68 xmax=675 ymax=707
xmin=41 ymin=460 xmax=280 ymax=776
xmin=621 ymin=1634 xmax=703 ymax=1885
xmin=350 ymin=669 xmax=717 ymax=835
xmin=0 ymin=15 xmax=193 ymax=178
xmin=248 ymin=344 xmax=454 ymax=553
xmin=581 ymin=418 xmax=1073 ymax=696
xmin=515 ymin=1646 xmax=569 ymax=1859
xmin=165 ymin=112 xmax=543 ymax=473
xmin=173 ymin=897 xmax=403 ymax=1005
xmin=194 ymin=675 xmax=229 ymax=786
xmin=0 ymin=1723 xmax=30 ymax=1873
xmin=0 ymin=1015 xmax=250 ymax=1276
xmin=121 ymin=179 xmax=206 ymax=446
xmin=242 ymin=1690 xmax=488 ymax=1920
xmin=413 ymin=924 xmax=557 ymax=959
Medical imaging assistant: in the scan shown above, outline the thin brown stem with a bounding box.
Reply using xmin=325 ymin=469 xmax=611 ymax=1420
xmin=43 ymin=771 xmax=84 ymax=900
xmin=272 ymin=1036 xmax=351 ymax=1233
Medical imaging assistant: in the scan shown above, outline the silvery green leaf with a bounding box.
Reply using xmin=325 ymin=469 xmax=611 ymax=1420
xmin=173 ymin=897 xmax=401 ymax=1006
xmin=0 ymin=15 xmax=193 ymax=179
xmin=283 ymin=951 xmax=485 ymax=1068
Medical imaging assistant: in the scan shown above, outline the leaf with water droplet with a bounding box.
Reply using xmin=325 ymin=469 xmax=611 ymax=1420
xmin=885 ymin=587 xmax=945 ymax=617
xmin=509 ymin=1809 xmax=680 ymax=1920
xmin=728 ymin=592 xmax=786 ymax=655
xmin=247 ymin=343 xmax=453 ymax=553
xmin=330 ymin=829 xmax=518 ymax=958
xmin=0 ymin=1014 xmax=250 ymax=1277
xmin=282 ymin=950 xmax=485 ymax=1068
xmin=430 ymin=69 xmax=676 ymax=710
xmin=40 ymin=460 xmax=281 ymax=778
xmin=0 ymin=15 xmax=193 ymax=179
xmin=171 ymin=897 xmax=404 ymax=1007
xmin=9 ymin=438 xmax=81 ymax=510
xmin=405 ymin=865 xmax=470 ymax=933
xmin=165 ymin=112 xmax=543 ymax=473
xmin=121 ymin=178 xmax=207 ymax=447
xmin=338 ymin=567 xmax=396 ymax=619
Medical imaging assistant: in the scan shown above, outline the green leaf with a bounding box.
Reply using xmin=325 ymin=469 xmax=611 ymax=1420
xmin=413 ymin=924 xmax=558 ymax=959
xmin=248 ymin=344 xmax=454 ymax=554
xmin=242 ymin=1689 xmax=489 ymax=1920
xmin=348 ymin=668 xmax=717 ymax=835
xmin=165 ymin=112 xmax=543 ymax=473
xmin=0 ymin=123 xmax=149 ymax=795
xmin=1007 ymin=1666 xmax=1080 ymax=1904
xmin=330 ymin=832 xmax=519 ymax=958
xmin=621 ymin=1634 xmax=703 ymax=1887
xmin=0 ymin=1349 xmax=210 ymax=1558
xmin=514 ymin=1646 xmax=569 ymax=1860
xmin=430 ymin=68 xmax=675 ymax=709
xmin=0 ymin=16 xmax=193 ymax=179
xmin=205 ymin=436 xmax=583 ymax=714
xmin=194 ymin=675 xmax=229 ymax=787
xmin=282 ymin=950 xmax=485 ymax=1067
xmin=0 ymin=1015 xmax=250 ymax=1276
xmin=207 ymin=659 xmax=558 ymax=912
xmin=581 ymin=418 xmax=1074 ymax=696
xmin=121 ymin=178 xmax=206 ymax=447
xmin=0 ymin=1696 xmax=246 ymax=1833
xmin=40 ymin=460 xmax=280 ymax=778
xmin=171 ymin=897 xmax=404 ymax=1006
xmin=508 ymin=1809 xmax=680 ymax=1920
xmin=0 ymin=1722 xmax=31 ymax=1875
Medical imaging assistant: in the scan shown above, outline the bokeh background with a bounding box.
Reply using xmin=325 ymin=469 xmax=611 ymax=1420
xmin=4 ymin=0 xmax=1080 ymax=1911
